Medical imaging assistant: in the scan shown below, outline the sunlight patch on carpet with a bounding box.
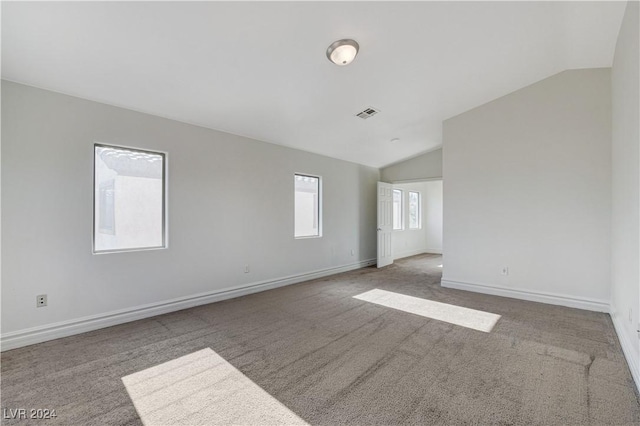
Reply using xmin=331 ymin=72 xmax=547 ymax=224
xmin=354 ymin=289 xmax=501 ymax=332
xmin=122 ymin=348 xmax=308 ymax=425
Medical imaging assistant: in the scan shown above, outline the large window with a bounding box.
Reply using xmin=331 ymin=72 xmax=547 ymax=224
xmin=409 ymin=191 xmax=421 ymax=229
xmin=294 ymin=174 xmax=321 ymax=238
xmin=393 ymin=189 xmax=403 ymax=230
xmin=94 ymin=144 xmax=166 ymax=253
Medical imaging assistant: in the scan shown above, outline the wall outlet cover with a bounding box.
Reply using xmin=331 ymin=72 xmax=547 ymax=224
xmin=36 ymin=294 xmax=47 ymax=307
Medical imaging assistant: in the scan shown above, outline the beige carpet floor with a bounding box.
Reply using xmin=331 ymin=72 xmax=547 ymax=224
xmin=1 ymin=254 xmax=639 ymax=425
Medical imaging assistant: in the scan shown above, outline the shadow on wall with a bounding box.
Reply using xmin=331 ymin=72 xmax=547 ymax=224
xmin=380 ymin=148 xmax=443 ymax=183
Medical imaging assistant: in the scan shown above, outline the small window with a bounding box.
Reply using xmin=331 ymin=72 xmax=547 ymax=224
xmin=94 ymin=144 xmax=166 ymax=253
xmin=294 ymin=174 xmax=321 ymax=238
xmin=409 ymin=191 xmax=421 ymax=229
xmin=393 ymin=189 xmax=403 ymax=230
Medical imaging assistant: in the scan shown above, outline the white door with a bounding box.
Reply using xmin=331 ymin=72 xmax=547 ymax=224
xmin=377 ymin=182 xmax=393 ymax=268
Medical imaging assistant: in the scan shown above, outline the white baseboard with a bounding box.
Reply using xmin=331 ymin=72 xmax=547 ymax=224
xmin=440 ymin=279 xmax=638 ymax=391
xmin=610 ymin=308 xmax=640 ymax=391
xmin=440 ymin=279 xmax=610 ymax=312
xmin=394 ymin=248 xmax=428 ymax=260
xmin=1 ymin=258 xmax=377 ymax=352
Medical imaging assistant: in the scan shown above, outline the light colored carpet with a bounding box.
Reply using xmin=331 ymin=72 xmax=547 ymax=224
xmin=122 ymin=348 xmax=308 ymax=425
xmin=1 ymin=254 xmax=639 ymax=425
xmin=353 ymin=288 xmax=501 ymax=332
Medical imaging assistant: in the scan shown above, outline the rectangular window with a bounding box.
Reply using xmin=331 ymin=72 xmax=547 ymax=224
xmin=409 ymin=191 xmax=421 ymax=229
xmin=393 ymin=189 xmax=403 ymax=230
xmin=94 ymin=144 xmax=166 ymax=253
xmin=294 ymin=174 xmax=321 ymax=238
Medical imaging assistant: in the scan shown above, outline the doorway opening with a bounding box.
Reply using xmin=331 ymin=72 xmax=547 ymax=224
xmin=377 ymin=179 xmax=442 ymax=267
xmin=392 ymin=180 xmax=442 ymax=260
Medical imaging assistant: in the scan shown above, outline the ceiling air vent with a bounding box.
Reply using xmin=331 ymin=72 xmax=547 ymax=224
xmin=355 ymin=107 xmax=379 ymax=119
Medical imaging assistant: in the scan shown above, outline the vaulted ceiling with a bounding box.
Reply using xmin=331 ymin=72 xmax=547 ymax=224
xmin=2 ymin=2 xmax=626 ymax=168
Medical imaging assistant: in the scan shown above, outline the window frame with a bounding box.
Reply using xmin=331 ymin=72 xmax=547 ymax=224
xmin=92 ymin=143 xmax=168 ymax=254
xmin=408 ymin=191 xmax=422 ymax=230
xmin=392 ymin=189 xmax=404 ymax=230
xmin=294 ymin=173 xmax=322 ymax=239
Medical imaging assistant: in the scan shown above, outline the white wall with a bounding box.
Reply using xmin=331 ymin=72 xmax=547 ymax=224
xmin=381 ymin=148 xmax=442 ymax=183
xmin=442 ymin=69 xmax=612 ymax=312
xmin=392 ymin=182 xmax=428 ymax=259
xmin=1 ymin=81 xmax=379 ymax=347
xmin=611 ymin=0 xmax=639 ymax=385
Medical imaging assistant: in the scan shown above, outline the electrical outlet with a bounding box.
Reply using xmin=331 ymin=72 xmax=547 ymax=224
xmin=36 ymin=294 xmax=47 ymax=307
xmin=629 ymin=308 xmax=633 ymax=323
xmin=244 ymin=265 xmax=250 ymax=274
xmin=501 ymin=267 xmax=509 ymax=276
xmin=350 ymin=249 xmax=355 ymax=256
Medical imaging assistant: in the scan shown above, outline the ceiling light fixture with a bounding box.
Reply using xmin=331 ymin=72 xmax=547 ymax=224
xmin=326 ymin=39 xmax=359 ymax=66
xmin=390 ymin=138 xmax=400 ymax=143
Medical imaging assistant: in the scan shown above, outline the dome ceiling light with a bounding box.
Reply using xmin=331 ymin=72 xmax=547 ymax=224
xmin=326 ymin=39 xmax=359 ymax=66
